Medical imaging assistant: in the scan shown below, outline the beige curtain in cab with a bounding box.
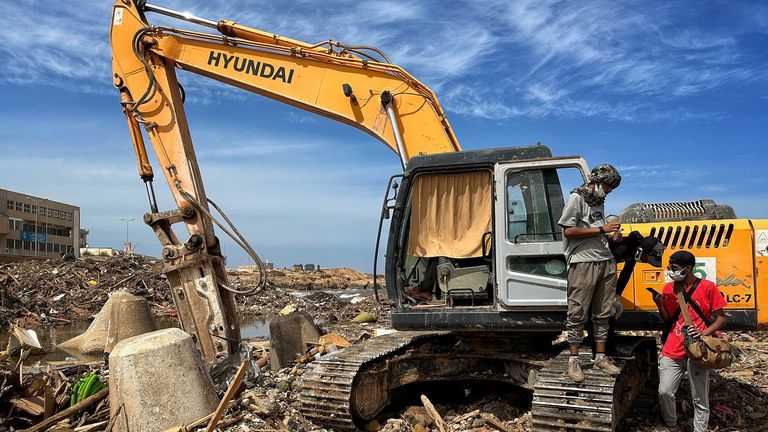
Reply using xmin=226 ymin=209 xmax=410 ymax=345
xmin=407 ymin=171 xmax=492 ymax=258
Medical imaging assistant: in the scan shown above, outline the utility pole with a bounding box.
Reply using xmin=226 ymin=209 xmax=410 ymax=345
xmin=41 ymin=198 xmax=48 ymax=257
xmin=27 ymin=197 xmax=39 ymax=257
xmin=120 ymin=218 xmax=135 ymax=254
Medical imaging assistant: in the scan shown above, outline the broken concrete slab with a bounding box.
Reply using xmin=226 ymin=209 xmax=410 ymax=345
xmin=58 ymin=292 xmax=155 ymax=356
xmin=269 ymin=311 xmax=320 ymax=370
xmin=109 ymin=328 xmax=218 ymax=432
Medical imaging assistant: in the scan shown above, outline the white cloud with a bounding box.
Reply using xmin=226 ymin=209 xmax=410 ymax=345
xmin=389 ymin=26 xmax=494 ymax=84
xmin=2 ymin=1 xmax=764 ymax=122
xmin=442 ymin=0 xmax=767 ymax=120
xmin=0 ymin=2 xmax=112 ymax=89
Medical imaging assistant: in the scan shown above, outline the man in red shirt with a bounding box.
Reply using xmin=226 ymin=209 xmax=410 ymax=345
xmin=653 ymin=251 xmax=727 ymax=431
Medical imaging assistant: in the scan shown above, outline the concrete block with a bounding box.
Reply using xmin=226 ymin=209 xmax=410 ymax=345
xmin=105 ymin=292 xmax=156 ymax=352
xmin=269 ymin=311 xmax=321 ymax=370
xmin=59 ymin=292 xmax=155 ymax=356
xmin=109 ymin=328 xmax=218 ymax=432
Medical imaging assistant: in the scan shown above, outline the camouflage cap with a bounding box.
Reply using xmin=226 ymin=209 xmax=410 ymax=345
xmin=589 ymin=164 xmax=622 ymax=188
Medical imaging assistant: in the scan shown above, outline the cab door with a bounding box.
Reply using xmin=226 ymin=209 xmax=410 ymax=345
xmin=494 ymin=158 xmax=589 ymax=308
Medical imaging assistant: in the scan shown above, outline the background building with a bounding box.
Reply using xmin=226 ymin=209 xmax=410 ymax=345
xmin=0 ymin=188 xmax=83 ymax=261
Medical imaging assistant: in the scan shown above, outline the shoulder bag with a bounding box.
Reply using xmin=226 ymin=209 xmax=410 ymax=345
xmin=675 ymin=285 xmax=733 ymax=369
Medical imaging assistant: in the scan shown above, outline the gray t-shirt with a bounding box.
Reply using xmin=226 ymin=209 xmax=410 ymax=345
xmin=557 ymin=193 xmax=613 ymax=264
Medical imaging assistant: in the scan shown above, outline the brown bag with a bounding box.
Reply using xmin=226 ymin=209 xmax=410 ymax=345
xmin=675 ymin=290 xmax=733 ymax=369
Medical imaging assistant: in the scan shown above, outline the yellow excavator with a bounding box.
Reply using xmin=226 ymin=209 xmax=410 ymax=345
xmin=110 ymin=2 xmax=768 ymax=431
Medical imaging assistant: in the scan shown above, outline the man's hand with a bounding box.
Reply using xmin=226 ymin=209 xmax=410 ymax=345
xmin=701 ymin=309 xmax=728 ymax=337
xmin=652 ymin=293 xmax=666 ymax=306
xmin=603 ymin=221 xmax=621 ymax=233
xmin=686 ymin=326 xmax=702 ymax=339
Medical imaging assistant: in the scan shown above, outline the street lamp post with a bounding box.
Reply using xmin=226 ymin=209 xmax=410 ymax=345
xmin=121 ymin=218 xmax=135 ymax=253
xmin=27 ymin=196 xmax=47 ymax=257
xmin=35 ymin=201 xmax=38 ymax=256
xmin=42 ymin=198 xmax=47 ymax=257
xmin=28 ymin=197 xmax=38 ymax=257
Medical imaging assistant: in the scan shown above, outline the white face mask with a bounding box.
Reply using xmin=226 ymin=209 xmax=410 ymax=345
xmin=666 ymin=269 xmax=687 ymax=281
xmin=593 ymin=184 xmax=606 ymax=198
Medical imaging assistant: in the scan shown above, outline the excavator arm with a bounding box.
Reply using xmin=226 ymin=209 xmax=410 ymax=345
xmin=109 ymin=1 xmax=461 ymax=364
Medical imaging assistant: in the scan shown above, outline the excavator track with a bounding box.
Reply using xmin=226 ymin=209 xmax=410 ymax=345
xmin=302 ymin=333 xmax=654 ymax=432
xmin=300 ymin=331 xmax=442 ymax=431
xmin=531 ymin=337 xmax=655 ymax=432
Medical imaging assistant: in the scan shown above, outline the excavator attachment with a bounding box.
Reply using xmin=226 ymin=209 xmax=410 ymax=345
xmin=109 ymin=0 xmax=462 ymax=365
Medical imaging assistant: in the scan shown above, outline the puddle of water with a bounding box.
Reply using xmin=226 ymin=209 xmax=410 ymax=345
xmin=239 ymin=316 xmax=270 ymax=339
xmin=0 ymin=322 xmax=95 ymax=365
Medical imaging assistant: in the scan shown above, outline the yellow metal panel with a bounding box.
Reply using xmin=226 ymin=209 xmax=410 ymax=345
xmin=751 ymin=219 xmax=768 ymax=328
xmin=154 ymin=34 xmax=459 ymax=159
xmin=624 ymin=219 xmax=758 ymax=314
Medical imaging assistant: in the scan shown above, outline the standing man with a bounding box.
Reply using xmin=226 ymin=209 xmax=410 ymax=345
xmin=558 ymin=164 xmax=623 ymax=382
xmin=654 ymin=250 xmax=727 ymax=431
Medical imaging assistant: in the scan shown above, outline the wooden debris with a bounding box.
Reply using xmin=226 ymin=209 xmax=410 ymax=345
xmin=21 ymin=386 xmax=108 ymax=432
xmin=483 ymin=414 xmax=514 ymax=432
xmin=104 ymin=404 xmax=123 ymax=432
xmin=318 ymin=332 xmax=350 ymax=349
xmin=297 ymin=332 xmax=351 ymax=363
xmin=74 ymin=420 xmax=108 ymax=432
xmin=215 ymin=412 xmax=245 ymax=429
xmin=420 ymin=395 xmax=447 ymax=432
xmin=44 ymin=384 xmax=54 ymax=418
xmin=11 ymin=396 xmax=44 ymax=416
xmin=204 ymin=357 xmax=250 ymax=432
xmin=161 ymin=412 xmax=213 ymax=432
xmin=255 ymin=353 xmax=270 ymax=368
xmin=452 ymin=409 xmax=480 ymax=423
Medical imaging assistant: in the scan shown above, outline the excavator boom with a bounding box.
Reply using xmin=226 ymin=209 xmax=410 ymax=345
xmin=109 ymin=1 xmax=461 ymax=363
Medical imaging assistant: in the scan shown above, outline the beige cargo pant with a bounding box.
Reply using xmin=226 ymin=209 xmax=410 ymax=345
xmin=659 ymin=355 xmax=710 ymax=432
xmin=566 ymin=260 xmax=617 ymax=345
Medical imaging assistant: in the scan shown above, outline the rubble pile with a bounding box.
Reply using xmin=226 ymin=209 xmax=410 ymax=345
xmin=219 ymin=364 xmax=533 ymax=432
xmin=1 ymin=255 xmax=767 ymax=431
xmin=231 ymin=266 xmax=384 ymax=291
xmin=216 ymin=333 xmax=768 ymax=432
xmin=0 ymin=356 xmax=107 ymax=431
xmin=0 ymin=255 xmax=173 ymax=327
xmin=619 ymin=330 xmax=768 ymax=431
xmin=0 ymin=256 xmax=386 ymax=328
xmin=238 ymin=288 xmax=389 ymax=330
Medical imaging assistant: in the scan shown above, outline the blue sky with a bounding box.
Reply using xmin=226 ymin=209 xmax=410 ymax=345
xmin=1 ymin=1 xmax=766 ymax=270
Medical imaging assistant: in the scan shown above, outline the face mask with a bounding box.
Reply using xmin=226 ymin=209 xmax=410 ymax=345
xmin=593 ymin=184 xmax=606 ymax=198
xmin=666 ymin=269 xmax=686 ymax=281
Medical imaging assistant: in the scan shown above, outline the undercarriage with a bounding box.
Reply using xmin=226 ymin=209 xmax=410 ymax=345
xmin=300 ymin=332 xmax=656 ymax=431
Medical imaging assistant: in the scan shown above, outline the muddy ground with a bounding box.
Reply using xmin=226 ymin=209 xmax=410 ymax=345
xmin=1 ymin=255 xmax=767 ymax=431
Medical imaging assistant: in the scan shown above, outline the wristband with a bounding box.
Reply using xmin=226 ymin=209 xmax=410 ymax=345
xmin=599 ymin=226 xmax=605 ymax=235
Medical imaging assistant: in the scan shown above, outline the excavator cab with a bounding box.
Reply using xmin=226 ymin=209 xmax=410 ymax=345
xmin=382 ymin=144 xmax=591 ymax=329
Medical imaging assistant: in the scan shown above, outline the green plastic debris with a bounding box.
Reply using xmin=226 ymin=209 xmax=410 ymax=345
xmin=70 ymin=373 xmax=106 ymax=406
